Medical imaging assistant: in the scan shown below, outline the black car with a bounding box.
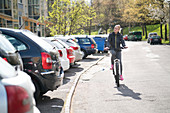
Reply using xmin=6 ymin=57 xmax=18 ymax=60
xmin=0 ymin=28 xmax=64 ymax=99
xmin=0 ymin=34 xmax=23 ymax=71
xmin=74 ymin=35 xmax=97 ymax=58
xmin=149 ymin=36 xmax=162 ymax=45
xmin=147 ymin=32 xmax=158 ymax=43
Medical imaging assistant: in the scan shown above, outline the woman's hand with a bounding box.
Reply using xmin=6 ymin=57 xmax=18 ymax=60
xmin=104 ymin=47 xmax=109 ymax=50
xmin=124 ymin=46 xmax=128 ymax=49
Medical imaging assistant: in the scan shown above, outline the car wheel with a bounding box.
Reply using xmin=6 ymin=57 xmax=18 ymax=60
xmin=82 ymin=50 xmax=87 ymax=59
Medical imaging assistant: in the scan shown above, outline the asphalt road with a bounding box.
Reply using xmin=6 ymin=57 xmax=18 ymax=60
xmin=71 ymin=41 xmax=170 ymax=113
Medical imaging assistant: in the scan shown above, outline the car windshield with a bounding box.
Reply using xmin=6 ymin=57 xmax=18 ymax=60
xmin=0 ymin=34 xmax=16 ymax=53
xmin=79 ymin=38 xmax=91 ymax=44
xmin=21 ymin=30 xmax=53 ymax=52
xmin=0 ymin=57 xmax=16 ymax=78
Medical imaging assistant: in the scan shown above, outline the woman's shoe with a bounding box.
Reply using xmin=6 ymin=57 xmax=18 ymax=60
xmin=110 ymin=64 xmax=113 ymax=70
xmin=120 ymin=75 xmax=124 ymax=81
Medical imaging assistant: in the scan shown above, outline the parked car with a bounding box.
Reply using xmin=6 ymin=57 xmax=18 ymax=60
xmin=0 ymin=57 xmax=40 ymax=113
xmin=147 ymin=32 xmax=158 ymax=43
xmin=123 ymin=35 xmax=128 ymax=41
xmin=128 ymin=31 xmax=142 ymax=41
xmin=149 ymin=36 xmax=162 ymax=45
xmin=53 ymin=38 xmax=75 ymax=65
xmin=73 ymin=35 xmax=98 ymax=58
xmin=0 ymin=28 xmax=64 ymax=99
xmin=43 ymin=38 xmax=70 ymax=71
xmin=55 ymin=36 xmax=83 ymax=62
xmin=0 ymin=34 xmax=23 ymax=71
xmin=89 ymin=35 xmax=106 ymax=53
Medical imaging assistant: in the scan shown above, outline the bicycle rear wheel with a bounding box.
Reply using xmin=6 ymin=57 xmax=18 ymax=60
xmin=115 ymin=63 xmax=120 ymax=87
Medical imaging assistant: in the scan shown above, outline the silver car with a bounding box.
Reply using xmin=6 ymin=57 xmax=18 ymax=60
xmin=43 ymin=38 xmax=70 ymax=71
xmin=55 ymin=36 xmax=83 ymax=62
xmin=0 ymin=57 xmax=40 ymax=113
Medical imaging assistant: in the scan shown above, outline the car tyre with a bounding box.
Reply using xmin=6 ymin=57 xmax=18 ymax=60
xmin=32 ymin=80 xmax=41 ymax=101
xmin=82 ymin=50 xmax=87 ymax=59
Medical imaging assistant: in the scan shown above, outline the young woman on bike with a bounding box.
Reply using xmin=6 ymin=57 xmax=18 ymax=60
xmin=105 ymin=25 xmax=128 ymax=81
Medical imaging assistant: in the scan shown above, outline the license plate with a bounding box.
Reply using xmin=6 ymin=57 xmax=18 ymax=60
xmin=154 ymin=39 xmax=158 ymax=41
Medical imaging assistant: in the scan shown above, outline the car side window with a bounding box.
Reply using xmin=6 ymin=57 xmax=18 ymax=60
xmin=4 ymin=35 xmax=28 ymax=51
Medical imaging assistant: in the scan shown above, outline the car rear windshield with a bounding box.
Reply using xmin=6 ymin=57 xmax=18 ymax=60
xmin=0 ymin=35 xmax=16 ymax=53
xmin=67 ymin=39 xmax=79 ymax=46
xmin=51 ymin=40 xmax=65 ymax=49
xmin=79 ymin=38 xmax=91 ymax=44
xmin=134 ymin=32 xmax=142 ymax=35
xmin=57 ymin=39 xmax=70 ymax=48
xmin=21 ymin=31 xmax=53 ymax=52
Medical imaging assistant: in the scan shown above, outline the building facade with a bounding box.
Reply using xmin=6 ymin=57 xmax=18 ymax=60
xmin=0 ymin=0 xmax=48 ymax=36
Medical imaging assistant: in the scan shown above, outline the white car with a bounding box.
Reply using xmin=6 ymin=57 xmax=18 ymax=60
xmin=0 ymin=57 xmax=40 ymax=113
xmin=55 ymin=36 xmax=83 ymax=62
xmin=43 ymin=38 xmax=70 ymax=71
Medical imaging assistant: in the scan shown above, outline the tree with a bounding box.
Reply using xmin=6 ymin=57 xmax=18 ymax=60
xmin=148 ymin=0 xmax=169 ymax=40
xmin=44 ymin=0 xmax=96 ymax=36
xmin=93 ymin=0 xmax=116 ymax=34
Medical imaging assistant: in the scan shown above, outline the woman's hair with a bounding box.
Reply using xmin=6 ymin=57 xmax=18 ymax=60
xmin=115 ymin=25 xmax=121 ymax=33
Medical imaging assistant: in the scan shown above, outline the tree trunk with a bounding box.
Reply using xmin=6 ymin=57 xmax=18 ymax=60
xmin=160 ymin=24 xmax=163 ymax=39
xmin=165 ymin=24 xmax=167 ymax=41
xmin=145 ymin=24 xmax=148 ymax=39
xmin=105 ymin=29 xmax=108 ymax=34
xmin=89 ymin=19 xmax=92 ymax=35
xmin=128 ymin=22 xmax=131 ymax=32
xmin=142 ymin=25 xmax=145 ymax=36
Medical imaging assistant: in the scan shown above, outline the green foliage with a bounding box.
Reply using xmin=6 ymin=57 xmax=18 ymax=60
xmin=123 ymin=24 xmax=169 ymax=43
xmin=45 ymin=0 xmax=96 ymax=36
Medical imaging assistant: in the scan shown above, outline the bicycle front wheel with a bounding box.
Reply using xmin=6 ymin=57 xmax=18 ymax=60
xmin=115 ymin=63 xmax=120 ymax=87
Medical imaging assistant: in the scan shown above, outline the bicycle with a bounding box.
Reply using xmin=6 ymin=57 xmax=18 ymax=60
xmin=104 ymin=46 xmax=127 ymax=87
xmin=113 ymin=47 xmax=127 ymax=87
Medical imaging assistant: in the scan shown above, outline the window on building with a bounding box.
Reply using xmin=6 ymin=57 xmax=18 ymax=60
xmin=7 ymin=20 xmax=12 ymax=28
xmin=19 ymin=17 xmax=22 ymax=27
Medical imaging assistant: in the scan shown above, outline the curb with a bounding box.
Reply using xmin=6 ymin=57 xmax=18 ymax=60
xmin=63 ymin=56 xmax=105 ymax=113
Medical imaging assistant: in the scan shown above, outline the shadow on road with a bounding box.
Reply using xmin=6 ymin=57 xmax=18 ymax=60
xmin=115 ymin=84 xmax=142 ymax=100
xmin=79 ymin=57 xmax=99 ymax=62
xmin=37 ymin=96 xmax=64 ymax=113
xmin=63 ymin=67 xmax=84 ymax=85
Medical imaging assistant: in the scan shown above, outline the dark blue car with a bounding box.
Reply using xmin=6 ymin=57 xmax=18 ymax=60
xmin=73 ymin=35 xmax=98 ymax=58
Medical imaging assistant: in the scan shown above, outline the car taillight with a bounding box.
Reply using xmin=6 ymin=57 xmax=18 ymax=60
xmin=3 ymin=58 xmax=8 ymax=62
xmin=151 ymin=39 xmax=153 ymax=41
xmin=91 ymin=44 xmax=95 ymax=48
xmin=58 ymin=50 xmax=63 ymax=57
xmin=70 ymin=46 xmax=78 ymax=50
xmin=41 ymin=52 xmax=52 ymax=69
xmin=5 ymin=86 xmax=30 ymax=113
xmin=67 ymin=48 xmax=73 ymax=56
